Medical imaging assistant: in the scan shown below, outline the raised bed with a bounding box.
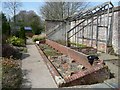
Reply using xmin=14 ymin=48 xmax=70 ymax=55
xmin=70 ymin=46 xmax=97 ymax=55
xmin=55 ymin=41 xmax=97 ymax=55
xmin=36 ymin=39 xmax=111 ymax=87
xmin=39 ymin=44 xmax=87 ymax=78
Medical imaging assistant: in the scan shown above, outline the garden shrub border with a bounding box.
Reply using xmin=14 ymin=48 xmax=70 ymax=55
xmin=2 ymin=58 xmax=22 ymax=89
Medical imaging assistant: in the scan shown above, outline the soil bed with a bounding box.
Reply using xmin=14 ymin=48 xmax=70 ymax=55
xmin=54 ymin=40 xmax=97 ymax=55
xmin=70 ymin=46 xmax=97 ymax=55
xmin=39 ymin=44 xmax=87 ymax=78
xmin=38 ymin=43 xmax=110 ymax=87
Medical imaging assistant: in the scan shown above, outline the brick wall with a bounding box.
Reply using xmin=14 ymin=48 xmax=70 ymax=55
xmin=64 ymin=65 xmax=110 ymax=87
xmin=46 ymin=39 xmax=95 ymax=69
xmin=38 ymin=40 xmax=110 ymax=87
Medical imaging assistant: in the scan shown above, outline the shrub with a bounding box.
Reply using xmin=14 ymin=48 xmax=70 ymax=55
xmin=7 ymin=36 xmax=25 ymax=47
xmin=19 ymin=27 xmax=26 ymax=39
xmin=32 ymin=34 xmax=46 ymax=42
xmin=2 ymin=13 xmax=11 ymax=36
xmin=2 ymin=58 xmax=22 ymax=88
xmin=2 ymin=44 xmax=22 ymax=59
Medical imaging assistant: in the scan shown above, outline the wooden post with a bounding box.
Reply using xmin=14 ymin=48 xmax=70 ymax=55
xmin=82 ymin=21 xmax=84 ymax=44
xmin=105 ymin=5 xmax=110 ymax=53
xmin=66 ymin=21 xmax=71 ymax=47
xmin=91 ymin=16 xmax=94 ymax=47
xmin=75 ymin=20 xmax=77 ymax=47
xmin=108 ymin=7 xmax=114 ymax=46
xmin=77 ymin=20 xmax=80 ymax=45
xmin=96 ymin=15 xmax=99 ymax=49
xmin=103 ymin=6 xmax=106 ymax=53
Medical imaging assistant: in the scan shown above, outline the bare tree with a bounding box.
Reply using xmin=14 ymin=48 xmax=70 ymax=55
xmin=3 ymin=0 xmax=22 ymax=24
xmin=3 ymin=0 xmax=22 ymax=35
xmin=40 ymin=2 xmax=89 ymax=20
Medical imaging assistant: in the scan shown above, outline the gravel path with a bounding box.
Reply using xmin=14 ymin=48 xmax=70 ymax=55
xmin=21 ymin=43 xmax=57 ymax=88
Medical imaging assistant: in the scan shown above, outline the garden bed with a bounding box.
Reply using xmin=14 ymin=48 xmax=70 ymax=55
xmin=39 ymin=44 xmax=87 ymax=78
xmin=70 ymin=46 xmax=97 ymax=55
xmin=54 ymin=40 xmax=97 ymax=55
xmin=1 ymin=36 xmax=27 ymax=88
xmin=2 ymin=58 xmax=22 ymax=89
xmin=37 ymin=40 xmax=111 ymax=87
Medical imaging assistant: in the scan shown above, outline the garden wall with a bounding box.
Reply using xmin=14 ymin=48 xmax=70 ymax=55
xmin=45 ymin=20 xmax=66 ymax=41
xmin=70 ymin=6 xmax=120 ymax=54
xmin=45 ymin=6 xmax=120 ymax=55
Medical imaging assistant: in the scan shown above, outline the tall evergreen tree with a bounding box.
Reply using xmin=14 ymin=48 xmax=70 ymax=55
xmin=2 ymin=13 xmax=11 ymax=35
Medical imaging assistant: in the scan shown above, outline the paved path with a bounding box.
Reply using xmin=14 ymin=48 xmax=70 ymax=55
xmin=98 ymin=53 xmax=119 ymax=88
xmin=98 ymin=53 xmax=118 ymax=61
xmin=21 ymin=43 xmax=57 ymax=88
